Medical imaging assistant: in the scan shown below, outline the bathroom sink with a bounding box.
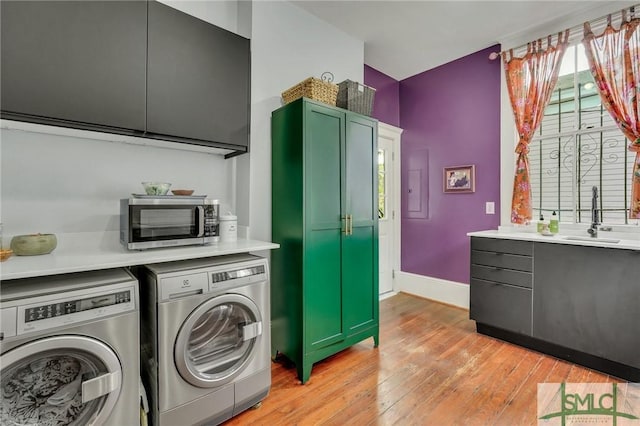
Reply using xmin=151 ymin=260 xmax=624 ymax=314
xmin=562 ymin=235 xmax=620 ymax=244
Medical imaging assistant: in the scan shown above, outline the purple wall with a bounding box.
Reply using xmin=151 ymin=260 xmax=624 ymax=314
xmin=364 ymin=65 xmax=400 ymax=127
xmin=399 ymin=45 xmax=501 ymax=284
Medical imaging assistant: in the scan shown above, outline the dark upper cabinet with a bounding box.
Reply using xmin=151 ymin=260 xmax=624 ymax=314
xmin=1 ymin=1 xmax=251 ymax=155
xmin=0 ymin=1 xmax=147 ymax=132
xmin=146 ymin=1 xmax=250 ymax=150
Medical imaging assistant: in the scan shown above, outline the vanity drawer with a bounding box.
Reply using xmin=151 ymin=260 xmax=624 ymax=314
xmin=470 ymin=278 xmax=532 ymax=336
xmin=471 ymin=250 xmax=532 ymax=272
xmin=471 ymin=238 xmax=533 ymax=256
xmin=471 ymin=264 xmax=532 ymax=288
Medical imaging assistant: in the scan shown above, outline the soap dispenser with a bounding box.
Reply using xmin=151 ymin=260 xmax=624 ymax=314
xmin=550 ymin=211 xmax=559 ymax=234
xmin=537 ymin=214 xmax=545 ymax=233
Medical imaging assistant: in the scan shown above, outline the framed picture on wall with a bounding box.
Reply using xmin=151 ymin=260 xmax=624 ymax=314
xmin=443 ymin=165 xmax=475 ymax=193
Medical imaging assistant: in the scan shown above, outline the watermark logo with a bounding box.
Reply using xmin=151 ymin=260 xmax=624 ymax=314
xmin=538 ymin=383 xmax=640 ymax=425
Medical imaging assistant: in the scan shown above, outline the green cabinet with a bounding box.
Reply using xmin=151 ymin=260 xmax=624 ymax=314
xmin=271 ymin=98 xmax=379 ymax=384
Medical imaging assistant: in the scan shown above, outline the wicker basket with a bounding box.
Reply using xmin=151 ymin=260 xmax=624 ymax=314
xmin=281 ymin=77 xmax=339 ymax=106
xmin=336 ymin=80 xmax=376 ymax=116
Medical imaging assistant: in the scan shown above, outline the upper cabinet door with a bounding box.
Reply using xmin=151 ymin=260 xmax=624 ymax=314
xmin=0 ymin=1 xmax=147 ymax=131
xmin=345 ymin=114 xmax=377 ymax=224
xmin=147 ymin=1 xmax=251 ymax=149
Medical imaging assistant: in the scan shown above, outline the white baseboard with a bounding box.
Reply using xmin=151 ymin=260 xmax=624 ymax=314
xmin=396 ymin=271 xmax=469 ymax=309
xmin=379 ymin=291 xmax=398 ymax=301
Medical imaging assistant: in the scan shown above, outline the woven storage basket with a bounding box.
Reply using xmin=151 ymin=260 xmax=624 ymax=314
xmin=281 ymin=77 xmax=338 ymax=106
xmin=336 ymin=80 xmax=376 ymax=116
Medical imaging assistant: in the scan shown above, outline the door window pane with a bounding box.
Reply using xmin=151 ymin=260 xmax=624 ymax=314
xmin=186 ymin=302 xmax=256 ymax=380
xmin=378 ymin=149 xmax=386 ymax=219
xmin=1 ymin=349 xmax=109 ymax=426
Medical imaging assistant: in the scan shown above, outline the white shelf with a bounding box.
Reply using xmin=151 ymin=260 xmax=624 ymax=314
xmin=0 ymin=231 xmax=279 ymax=280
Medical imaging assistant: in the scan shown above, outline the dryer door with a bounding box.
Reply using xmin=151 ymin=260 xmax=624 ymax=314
xmin=175 ymin=293 xmax=262 ymax=388
xmin=0 ymin=335 xmax=122 ymax=426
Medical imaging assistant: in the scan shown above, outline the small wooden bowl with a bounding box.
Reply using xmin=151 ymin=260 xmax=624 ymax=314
xmin=171 ymin=189 xmax=194 ymax=196
xmin=0 ymin=249 xmax=13 ymax=262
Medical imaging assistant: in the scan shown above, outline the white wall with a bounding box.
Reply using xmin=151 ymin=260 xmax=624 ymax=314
xmin=158 ymin=0 xmax=241 ymax=35
xmin=246 ymin=0 xmax=364 ymax=241
xmin=0 ymin=127 xmax=231 ymax=236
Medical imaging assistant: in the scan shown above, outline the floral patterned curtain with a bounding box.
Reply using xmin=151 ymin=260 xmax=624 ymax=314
xmin=504 ymin=31 xmax=570 ymax=224
xmin=583 ymin=12 xmax=640 ymax=219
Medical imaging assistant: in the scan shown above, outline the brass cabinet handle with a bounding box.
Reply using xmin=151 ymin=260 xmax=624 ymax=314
xmin=342 ymin=215 xmax=354 ymax=235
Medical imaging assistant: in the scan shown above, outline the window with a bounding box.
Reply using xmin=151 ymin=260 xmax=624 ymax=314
xmin=528 ymin=43 xmax=638 ymax=225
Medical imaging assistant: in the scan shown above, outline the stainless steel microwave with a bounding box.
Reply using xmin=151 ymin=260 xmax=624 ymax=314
xmin=120 ymin=197 xmax=220 ymax=250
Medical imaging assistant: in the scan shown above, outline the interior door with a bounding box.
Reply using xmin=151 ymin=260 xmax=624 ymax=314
xmin=377 ymin=123 xmax=402 ymax=296
xmin=343 ymin=114 xmax=378 ymax=335
xmin=0 ymin=336 xmax=122 ymax=426
xmin=377 ymin=134 xmax=394 ymax=295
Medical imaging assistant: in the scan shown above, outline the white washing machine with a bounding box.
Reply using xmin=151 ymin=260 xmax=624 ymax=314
xmin=0 ymin=268 xmax=140 ymax=426
xmin=139 ymin=254 xmax=271 ymax=426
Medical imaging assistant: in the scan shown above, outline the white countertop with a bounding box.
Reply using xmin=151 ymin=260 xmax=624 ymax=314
xmin=0 ymin=232 xmax=280 ymax=280
xmin=467 ymin=229 xmax=640 ymax=251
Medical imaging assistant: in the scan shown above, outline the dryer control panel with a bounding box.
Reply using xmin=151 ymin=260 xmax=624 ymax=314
xmin=210 ymin=264 xmax=266 ymax=288
xmin=157 ymin=257 xmax=269 ymax=302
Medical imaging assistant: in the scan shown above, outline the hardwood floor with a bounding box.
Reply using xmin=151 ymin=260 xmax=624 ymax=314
xmin=225 ymin=292 xmax=618 ymax=425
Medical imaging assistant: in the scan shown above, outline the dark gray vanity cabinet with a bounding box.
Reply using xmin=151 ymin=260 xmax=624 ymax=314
xmin=533 ymin=243 xmax=640 ymax=369
xmin=146 ymin=1 xmax=250 ymax=150
xmin=470 ymin=238 xmax=533 ymax=336
xmin=1 ymin=1 xmax=147 ymax=132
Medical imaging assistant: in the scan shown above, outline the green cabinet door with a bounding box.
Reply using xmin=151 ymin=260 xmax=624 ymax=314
xmin=303 ymin=103 xmax=345 ymax=352
xmin=343 ymin=114 xmax=379 ymax=335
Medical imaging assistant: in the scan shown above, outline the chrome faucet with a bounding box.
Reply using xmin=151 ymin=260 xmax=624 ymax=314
xmin=588 ymin=186 xmax=599 ymax=238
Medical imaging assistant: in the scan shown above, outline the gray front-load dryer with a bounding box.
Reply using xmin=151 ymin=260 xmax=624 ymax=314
xmin=139 ymin=254 xmax=271 ymax=426
xmin=0 ymin=268 xmax=140 ymax=426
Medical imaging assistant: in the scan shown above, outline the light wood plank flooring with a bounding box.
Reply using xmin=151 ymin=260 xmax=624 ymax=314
xmin=225 ymin=292 xmax=618 ymax=425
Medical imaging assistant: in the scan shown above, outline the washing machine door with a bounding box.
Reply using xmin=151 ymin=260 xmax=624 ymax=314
xmin=0 ymin=335 xmax=122 ymax=426
xmin=175 ymin=293 xmax=262 ymax=388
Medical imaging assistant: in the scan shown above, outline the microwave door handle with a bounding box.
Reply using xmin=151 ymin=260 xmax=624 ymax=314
xmin=196 ymin=206 xmax=205 ymax=237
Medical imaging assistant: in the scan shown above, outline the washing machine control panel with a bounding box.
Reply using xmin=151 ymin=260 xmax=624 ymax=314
xmin=2 ymin=282 xmax=137 ymax=337
xmin=24 ymin=290 xmax=131 ymax=323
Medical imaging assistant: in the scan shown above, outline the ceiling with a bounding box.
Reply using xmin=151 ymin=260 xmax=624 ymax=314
xmin=292 ymin=0 xmax=637 ymax=81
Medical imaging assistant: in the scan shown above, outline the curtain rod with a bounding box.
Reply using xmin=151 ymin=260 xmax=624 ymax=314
xmin=488 ymin=4 xmax=638 ymax=60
